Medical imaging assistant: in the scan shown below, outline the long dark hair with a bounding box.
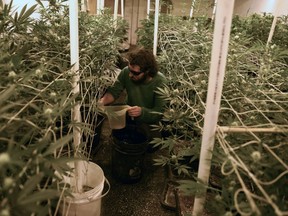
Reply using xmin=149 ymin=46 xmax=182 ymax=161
xmin=128 ymin=48 xmax=158 ymax=77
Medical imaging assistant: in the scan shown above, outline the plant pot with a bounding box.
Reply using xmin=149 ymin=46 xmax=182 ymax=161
xmin=60 ymin=161 xmax=109 ymax=216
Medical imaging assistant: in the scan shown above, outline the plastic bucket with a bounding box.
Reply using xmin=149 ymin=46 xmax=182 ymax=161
xmin=60 ymin=161 xmax=109 ymax=216
xmin=104 ymin=105 xmax=130 ymax=129
xmin=111 ymin=126 xmax=148 ymax=183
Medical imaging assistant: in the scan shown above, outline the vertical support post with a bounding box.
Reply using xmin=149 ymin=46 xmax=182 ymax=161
xmin=189 ymin=0 xmax=196 ymax=19
xmin=267 ymin=0 xmax=281 ymax=46
xmin=101 ymin=0 xmax=105 ymax=12
xmin=97 ymin=0 xmax=104 ymax=15
xmin=97 ymin=0 xmax=100 ymax=14
xmin=114 ymin=0 xmax=119 ymax=21
xmin=153 ymin=0 xmax=160 ymax=56
xmin=69 ymin=0 xmax=83 ymax=193
xmin=121 ymin=0 xmax=124 ymax=18
xmin=192 ymin=0 xmax=235 ymax=215
xmin=81 ymin=0 xmax=86 ymax=11
xmin=211 ymin=0 xmax=218 ymax=21
xmin=147 ymin=0 xmax=151 ymax=18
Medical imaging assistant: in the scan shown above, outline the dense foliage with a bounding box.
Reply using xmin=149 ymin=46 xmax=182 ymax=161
xmin=0 ymin=0 xmax=127 ymax=215
xmin=137 ymin=13 xmax=288 ymax=215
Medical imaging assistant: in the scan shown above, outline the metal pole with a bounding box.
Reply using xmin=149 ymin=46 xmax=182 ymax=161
xmin=192 ymin=0 xmax=235 ymax=215
xmin=69 ymin=0 xmax=83 ymax=193
xmin=153 ymin=0 xmax=159 ymax=56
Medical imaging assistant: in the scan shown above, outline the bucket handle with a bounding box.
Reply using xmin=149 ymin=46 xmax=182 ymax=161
xmin=85 ymin=177 xmax=110 ymax=203
xmin=99 ymin=178 xmax=110 ymax=199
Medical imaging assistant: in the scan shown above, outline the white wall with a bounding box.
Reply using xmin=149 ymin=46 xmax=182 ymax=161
xmin=234 ymin=0 xmax=288 ymax=16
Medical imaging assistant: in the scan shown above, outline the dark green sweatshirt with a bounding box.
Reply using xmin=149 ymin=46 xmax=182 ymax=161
xmin=107 ymin=66 xmax=167 ymax=124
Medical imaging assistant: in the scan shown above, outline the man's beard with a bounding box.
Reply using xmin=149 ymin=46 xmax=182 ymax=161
xmin=131 ymin=73 xmax=148 ymax=84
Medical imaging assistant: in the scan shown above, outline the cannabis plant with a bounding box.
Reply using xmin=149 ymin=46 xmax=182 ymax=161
xmin=137 ymin=13 xmax=288 ymax=215
xmin=0 ymin=1 xmax=75 ymax=215
xmin=0 ymin=0 xmax=128 ymax=215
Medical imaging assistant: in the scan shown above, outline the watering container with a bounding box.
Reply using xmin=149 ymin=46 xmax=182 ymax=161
xmin=111 ymin=125 xmax=148 ymax=183
xmin=104 ymin=105 xmax=130 ymax=129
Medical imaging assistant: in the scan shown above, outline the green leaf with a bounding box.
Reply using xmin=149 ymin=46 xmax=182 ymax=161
xmin=18 ymin=189 xmax=59 ymax=205
xmin=43 ymin=134 xmax=73 ymax=156
xmin=11 ymin=53 xmax=22 ymax=68
xmin=0 ymin=103 xmax=16 ymax=115
xmin=177 ymin=179 xmax=206 ymax=196
xmin=19 ymin=4 xmax=37 ymax=21
xmin=0 ymin=84 xmax=16 ymax=106
xmin=35 ymin=0 xmax=44 ymax=8
xmin=17 ymin=173 xmax=44 ymax=201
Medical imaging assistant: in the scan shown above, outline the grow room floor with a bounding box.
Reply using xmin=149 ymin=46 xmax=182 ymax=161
xmin=91 ymin=118 xmax=177 ymax=216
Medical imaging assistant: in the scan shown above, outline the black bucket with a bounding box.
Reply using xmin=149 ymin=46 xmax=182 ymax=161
xmin=111 ymin=125 xmax=148 ymax=183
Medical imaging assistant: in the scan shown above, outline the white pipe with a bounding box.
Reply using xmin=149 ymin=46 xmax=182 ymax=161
xmin=81 ymin=0 xmax=86 ymax=11
xmin=211 ymin=0 xmax=218 ymax=21
xmin=114 ymin=0 xmax=119 ymax=21
xmin=97 ymin=0 xmax=104 ymax=15
xmin=101 ymin=0 xmax=105 ymax=11
xmin=192 ymin=0 xmax=235 ymax=215
xmin=267 ymin=14 xmax=278 ymax=46
xmin=97 ymin=0 xmax=100 ymax=14
xmin=267 ymin=0 xmax=282 ymax=45
xmin=189 ymin=0 xmax=196 ymax=18
xmin=69 ymin=0 xmax=83 ymax=193
xmin=147 ymin=0 xmax=151 ymax=18
xmin=86 ymin=0 xmax=90 ymax=12
xmin=153 ymin=0 xmax=160 ymax=56
xmin=121 ymin=0 xmax=124 ymax=18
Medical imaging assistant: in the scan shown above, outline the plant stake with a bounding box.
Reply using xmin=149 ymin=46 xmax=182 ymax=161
xmin=192 ymin=0 xmax=235 ymax=215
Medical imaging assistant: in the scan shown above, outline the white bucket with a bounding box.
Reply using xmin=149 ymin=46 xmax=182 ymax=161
xmin=60 ymin=161 xmax=109 ymax=216
xmin=104 ymin=105 xmax=130 ymax=129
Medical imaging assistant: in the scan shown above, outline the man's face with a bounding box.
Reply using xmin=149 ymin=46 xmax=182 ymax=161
xmin=128 ymin=64 xmax=147 ymax=84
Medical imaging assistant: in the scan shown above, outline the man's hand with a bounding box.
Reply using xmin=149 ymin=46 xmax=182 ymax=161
xmin=127 ymin=106 xmax=142 ymax=117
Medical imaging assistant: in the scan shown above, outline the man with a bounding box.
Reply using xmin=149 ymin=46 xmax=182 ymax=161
xmin=98 ymin=47 xmax=167 ymax=140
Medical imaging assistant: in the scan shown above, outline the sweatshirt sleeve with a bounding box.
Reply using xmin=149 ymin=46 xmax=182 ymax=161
xmin=106 ymin=68 xmax=127 ymax=99
xmin=137 ymin=78 xmax=167 ymax=124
